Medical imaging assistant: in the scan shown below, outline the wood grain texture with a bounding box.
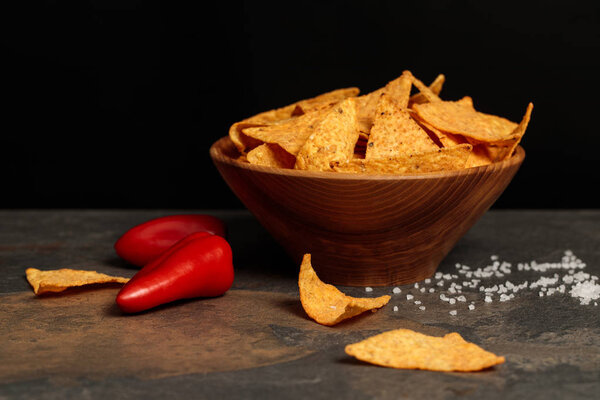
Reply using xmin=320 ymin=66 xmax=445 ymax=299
xmin=210 ymin=137 xmax=525 ymax=286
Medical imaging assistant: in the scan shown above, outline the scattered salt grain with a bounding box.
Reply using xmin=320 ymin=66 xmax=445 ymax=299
xmin=419 ymin=306 xmax=426 ymax=311
xmin=414 ymin=300 xmax=422 ymax=305
xmin=406 ymin=294 xmax=414 ymax=301
xmin=484 ymin=296 xmax=493 ymax=303
xmin=468 ymin=304 xmax=475 ymax=311
xmin=393 ymin=306 xmax=399 ymax=312
xmin=365 ymin=287 xmax=373 ymax=292
xmin=392 ymin=287 xmax=401 ymax=294
xmin=569 ymin=280 xmax=600 ymax=305
xmin=449 ymin=310 xmax=457 ymax=316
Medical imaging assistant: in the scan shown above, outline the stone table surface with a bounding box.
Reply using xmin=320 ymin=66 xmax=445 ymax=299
xmin=1 ymin=209 xmax=599 ymax=399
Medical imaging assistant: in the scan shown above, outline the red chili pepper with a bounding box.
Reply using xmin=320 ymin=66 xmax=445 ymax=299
xmin=114 ymin=214 xmax=226 ymax=266
xmin=116 ymin=233 xmax=234 ymax=314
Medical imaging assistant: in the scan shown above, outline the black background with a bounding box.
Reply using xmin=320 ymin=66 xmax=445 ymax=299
xmin=1 ymin=1 xmax=599 ymax=209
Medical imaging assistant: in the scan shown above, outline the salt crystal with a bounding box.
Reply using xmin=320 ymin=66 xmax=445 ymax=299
xmin=484 ymin=296 xmax=492 ymax=303
xmin=449 ymin=298 xmax=456 ymax=305
xmin=425 ymin=279 xmax=431 ymax=284
xmin=569 ymin=280 xmax=600 ymax=305
xmin=392 ymin=287 xmax=401 ymax=294
xmin=457 ymin=295 xmax=466 ymax=302
xmin=449 ymin=310 xmax=457 ymax=316
xmin=406 ymin=294 xmax=414 ymax=300
xmin=419 ymin=306 xmax=426 ymax=311
xmin=420 ymin=288 xmax=426 ymax=293
xmin=414 ymin=283 xmax=419 ymax=289
xmin=468 ymin=304 xmax=475 ymax=311
xmin=393 ymin=306 xmax=399 ymax=312
xmin=414 ymin=300 xmax=422 ymax=305
xmin=429 ymin=288 xmax=435 ymax=293
xmin=365 ymin=287 xmax=373 ymax=292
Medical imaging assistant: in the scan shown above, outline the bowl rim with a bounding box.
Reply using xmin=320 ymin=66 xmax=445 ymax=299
xmin=210 ymin=136 xmax=525 ymax=181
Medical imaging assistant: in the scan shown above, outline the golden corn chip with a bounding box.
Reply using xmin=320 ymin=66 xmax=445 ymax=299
xmin=456 ymin=95 xmax=474 ymax=108
xmin=229 ymin=104 xmax=298 ymax=153
xmin=26 ymin=268 xmax=129 ymax=295
xmin=243 ymin=108 xmax=330 ymax=156
xmin=295 ymin=98 xmax=360 ymax=171
xmin=345 ymin=329 xmax=505 ymax=372
xmin=384 ymin=71 xmax=412 ymax=109
xmin=292 ymin=87 xmax=360 ymax=115
xmin=356 ymin=71 xmax=412 ymax=135
xmin=298 ymin=254 xmax=390 ymax=326
xmin=409 ymin=73 xmax=445 ymax=106
xmin=465 ymin=144 xmax=493 ymax=168
xmin=411 ymin=113 xmax=466 ymax=148
xmin=412 ymin=100 xmax=522 ymax=143
xmin=409 ymin=71 xmax=442 ymax=103
xmin=489 ymin=102 xmax=533 ymax=161
xmin=366 ymin=94 xmax=438 ymax=160
xmin=246 ymin=143 xmax=296 ymax=169
xmin=229 ymin=88 xmax=359 ymax=153
xmin=335 ymin=144 xmax=472 ymax=174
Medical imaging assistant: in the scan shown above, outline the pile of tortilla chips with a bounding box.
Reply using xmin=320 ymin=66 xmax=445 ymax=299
xmin=229 ymin=71 xmax=533 ymax=174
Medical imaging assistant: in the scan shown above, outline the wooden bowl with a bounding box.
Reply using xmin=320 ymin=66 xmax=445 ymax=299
xmin=210 ymin=137 xmax=525 ymax=286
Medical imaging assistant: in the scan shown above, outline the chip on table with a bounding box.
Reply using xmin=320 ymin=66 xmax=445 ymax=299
xmin=26 ymin=268 xmax=130 ymax=295
xmin=298 ymin=254 xmax=390 ymax=326
xmin=345 ymin=329 xmax=505 ymax=372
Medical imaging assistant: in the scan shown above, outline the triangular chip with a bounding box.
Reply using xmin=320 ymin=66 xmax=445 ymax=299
xmin=295 ymin=98 xmax=360 ymax=171
xmin=229 ymin=104 xmax=297 ymax=153
xmin=345 ymin=329 xmax=505 ymax=372
xmin=243 ymin=108 xmax=330 ymax=156
xmin=412 ymin=100 xmax=521 ymax=142
xmin=465 ymin=144 xmax=493 ymax=168
xmin=409 ymin=71 xmax=442 ymax=103
xmin=298 ymin=254 xmax=390 ymax=326
xmin=355 ymin=71 xmax=412 ymax=135
xmin=489 ymin=102 xmax=533 ymax=161
xmin=26 ymin=268 xmax=130 ymax=295
xmin=246 ymin=143 xmax=296 ymax=168
xmin=292 ymin=87 xmax=360 ymax=115
xmin=229 ymin=88 xmax=360 ymax=153
xmin=411 ymin=112 xmax=467 ymax=148
xmin=409 ymin=73 xmax=445 ymax=106
xmin=332 ymin=144 xmax=473 ymax=174
xmin=365 ymin=94 xmax=439 ymax=160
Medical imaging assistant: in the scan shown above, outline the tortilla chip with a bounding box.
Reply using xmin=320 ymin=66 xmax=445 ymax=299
xmin=464 ymin=145 xmax=492 ymax=168
xmin=242 ymin=108 xmax=330 ymax=156
xmin=229 ymin=88 xmax=359 ymax=153
xmin=246 ymin=143 xmax=296 ymax=168
xmin=26 ymin=268 xmax=129 ymax=295
xmin=492 ymin=102 xmax=533 ymax=161
xmin=298 ymin=254 xmax=390 ymax=326
xmin=333 ymin=144 xmax=473 ymax=174
xmin=295 ymin=98 xmax=360 ymax=171
xmin=384 ymin=71 xmax=412 ymax=109
xmin=345 ymin=329 xmax=505 ymax=372
xmin=292 ymin=87 xmax=360 ymax=115
xmin=229 ymin=104 xmax=298 ymax=153
xmin=411 ymin=113 xmax=466 ymax=148
xmin=412 ymin=100 xmax=520 ymax=143
xmin=409 ymin=71 xmax=442 ymax=103
xmin=409 ymin=74 xmax=445 ymax=106
xmin=356 ymin=71 xmax=412 ymax=135
xmin=365 ymin=94 xmax=438 ymax=160
xmin=456 ymin=96 xmax=474 ymax=108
